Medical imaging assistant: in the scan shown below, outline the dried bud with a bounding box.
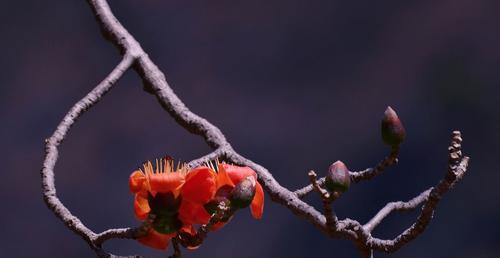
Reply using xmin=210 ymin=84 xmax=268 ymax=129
xmin=230 ymin=176 xmax=257 ymax=209
xmin=325 ymin=161 xmax=351 ymax=193
xmin=381 ymin=106 xmax=406 ymax=146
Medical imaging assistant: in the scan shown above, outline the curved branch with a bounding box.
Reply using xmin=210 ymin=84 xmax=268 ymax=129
xmin=94 ymin=227 xmax=136 ymax=246
xmin=368 ymin=138 xmax=469 ymax=252
xmin=41 ymin=54 xmax=134 ymax=256
xmin=363 ymin=188 xmax=432 ymax=233
xmin=87 ymin=1 xmax=227 ymax=149
xmin=40 ymin=1 xmax=471 ymax=257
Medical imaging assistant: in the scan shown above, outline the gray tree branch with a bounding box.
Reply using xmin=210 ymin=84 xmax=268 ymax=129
xmin=294 ymin=146 xmax=400 ymax=199
xmin=40 ymin=1 xmax=471 ymax=257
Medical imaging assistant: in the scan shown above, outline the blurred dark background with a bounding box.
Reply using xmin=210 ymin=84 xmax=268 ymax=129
xmin=1 ymin=0 xmax=499 ymax=257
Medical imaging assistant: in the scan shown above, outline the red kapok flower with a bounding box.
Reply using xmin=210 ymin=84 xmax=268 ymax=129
xmin=203 ymin=162 xmax=265 ymax=231
xmin=129 ymin=158 xmax=216 ymax=250
xmin=128 ymin=158 xmax=263 ymax=250
xmin=129 ymin=159 xmax=186 ymax=221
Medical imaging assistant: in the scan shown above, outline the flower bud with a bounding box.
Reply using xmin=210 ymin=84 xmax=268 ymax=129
xmin=381 ymin=106 xmax=406 ymax=146
xmin=230 ymin=176 xmax=256 ymax=209
xmin=325 ymin=161 xmax=351 ymax=193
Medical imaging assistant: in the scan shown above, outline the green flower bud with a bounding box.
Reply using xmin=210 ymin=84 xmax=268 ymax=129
xmin=381 ymin=106 xmax=406 ymax=146
xmin=230 ymin=176 xmax=256 ymax=209
xmin=325 ymin=161 xmax=351 ymax=193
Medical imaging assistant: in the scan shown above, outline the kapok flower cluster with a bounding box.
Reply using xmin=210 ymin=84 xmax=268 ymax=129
xmin=129 ymin=158 xmax=264 ymax=250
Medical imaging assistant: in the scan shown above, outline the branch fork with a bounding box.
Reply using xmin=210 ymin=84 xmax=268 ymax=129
xmin=41 ymin=1 xmax=471 ymax=257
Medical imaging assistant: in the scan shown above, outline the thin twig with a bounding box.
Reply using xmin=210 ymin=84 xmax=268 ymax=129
xmin=368 ymin=132 xmax=469 ymax=253
xmin=169 ymin=238 xmax=181 ymax=258
xmin=295 ymin=146 xmax=399 ymax=199
xmin=294 ymin=177 xmax=326 ymax=199
xmin=308 ymin=171 xmax=338 ymax=233
xmin=363 ymin=188 xmax=432 ymax=233
xmin=351 ymin=145 xmax=400 ymax=183
xmin=177 ymin=201 xmax=232 ymax=249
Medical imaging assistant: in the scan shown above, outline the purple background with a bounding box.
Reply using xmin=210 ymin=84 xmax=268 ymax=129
xmin=1 ymin=0 xmax=499 ymax=257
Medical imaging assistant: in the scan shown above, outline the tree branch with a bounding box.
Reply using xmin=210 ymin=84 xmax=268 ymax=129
xmin=40 ymin=1 xmax=471 ymax=257
xmin=351 ymin=145 xmax=400 ymax=183
xmin=363 ymin=188 xmax=432 ymax=233
xmin=41 ymin=54 xmax=133 ymax=256
xmin=294 ymin=146 xmax=399 ymax=199
xmin=368 ymin=132 xmax=469 ymax=252
xmin=308 ymin=170 xmax=339 ymax=234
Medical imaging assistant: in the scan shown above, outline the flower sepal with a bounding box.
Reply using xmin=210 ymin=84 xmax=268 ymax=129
xmin=151 ymin=214 xmax=183 ymax=234
xmin=148 ymin=192 xmax=182 ymax=217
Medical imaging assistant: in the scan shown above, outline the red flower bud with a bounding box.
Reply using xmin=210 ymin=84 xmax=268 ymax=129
xmin=325 ymin=161 xmax=351 ymax=193
xmin=381 ymin=106 xmax=406 ymax=146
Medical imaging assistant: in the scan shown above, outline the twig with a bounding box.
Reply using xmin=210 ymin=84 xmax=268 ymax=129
xmin=40 ymin=1 xmax=471 ymax=257
xmin=363 ymin=188 xmax=432 ymax=233
xmin=351 ymin=145 xmax=400 ymax=183
xmin=367 ymin=132 xmax=469 ymax=253
xmin=94 ymin=214 xmax=155 ymax=246
xmin=294 ymin=146 xmax=399 ymax=199
xmin=294 ymin=177 xmax=326 ymax=199
xmin=177 ymin=201 xmax=232 ymax=249
xmin=169 ymin=238 xmax=181 ymax=258
xmin=308 ymin=171 xmax=338 ymax=234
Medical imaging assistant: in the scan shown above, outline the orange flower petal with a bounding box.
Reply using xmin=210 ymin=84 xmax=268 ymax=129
xmin=182 ymin=167 xmax=216 ymax=203
xmin=178 ymin=200 xmax=211 ymax=225
xmin=149 ymin=172 xmax=185 ymax=197
xmin=250 ymin=182 xmax=264 ymax=219
xmin=138 ymin=229 xmax=176 ymax=250
xmin=129 ymin=170 xmax=146 ymax=193
xmin=134 ymin=191 xmax=150 ymax=220
xmin=216 ymin=164 xmax=235 ymax=189
xmin=221 ymin=163 xmax=257 ymax=185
